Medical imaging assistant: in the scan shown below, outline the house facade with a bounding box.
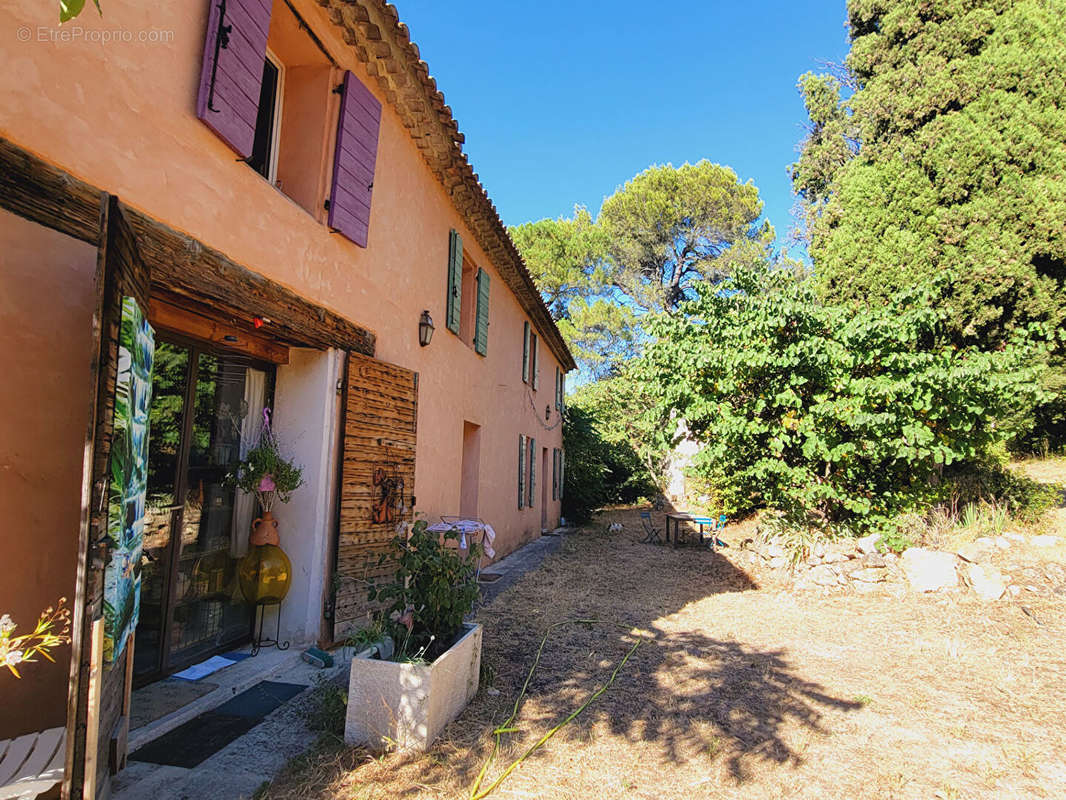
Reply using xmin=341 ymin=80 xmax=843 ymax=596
xmin=0 ymin=0 xmax=572 ymax=796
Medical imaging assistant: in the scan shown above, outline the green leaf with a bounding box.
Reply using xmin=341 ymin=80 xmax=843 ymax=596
xmin=59 ymin=0 xmax=86 ymax=22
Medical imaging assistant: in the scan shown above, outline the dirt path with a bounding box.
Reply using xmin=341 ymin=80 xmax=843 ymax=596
xmin=262 ymin=506 xmax=1066 ymax=800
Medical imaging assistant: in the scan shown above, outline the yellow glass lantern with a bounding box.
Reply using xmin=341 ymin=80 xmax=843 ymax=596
xmin=238 ymin=544 xmax=292 ymax=604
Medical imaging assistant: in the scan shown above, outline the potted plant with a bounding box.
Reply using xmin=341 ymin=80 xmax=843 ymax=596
xmin=228 ymin=410 xmax=303 ymax=605
xmin=345 ymin=520 xmax=483 ymax=752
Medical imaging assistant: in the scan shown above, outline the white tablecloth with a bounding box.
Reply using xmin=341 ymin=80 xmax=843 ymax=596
xmin=427 ymin=519 xmax=496 ymax=558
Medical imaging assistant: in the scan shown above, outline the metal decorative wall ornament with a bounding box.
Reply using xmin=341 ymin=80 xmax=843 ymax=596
xmin=103 ymin=296 xmax=155 ymax=664
xmin=371 ymin=466 xmax=404 ymax=525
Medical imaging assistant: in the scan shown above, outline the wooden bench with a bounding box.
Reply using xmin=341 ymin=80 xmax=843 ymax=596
xmin=0 ymin=728 xmax=65 ymax=800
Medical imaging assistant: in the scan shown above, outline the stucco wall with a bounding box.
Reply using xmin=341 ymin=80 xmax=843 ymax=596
xmin=1 ymin=0 xmax=564 ymax=563
xmin=272 ymin=347 xmax=344 ymax=645
xmin=0 ymin=210 xmax=96 ymax=738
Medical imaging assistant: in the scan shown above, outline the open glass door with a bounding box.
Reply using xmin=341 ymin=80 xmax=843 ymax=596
xmin=134 ymin=339 xmax=274 ymax=683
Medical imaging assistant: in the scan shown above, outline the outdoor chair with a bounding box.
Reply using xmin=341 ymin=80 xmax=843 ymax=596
xmin=0 ymin=727 xmax=65 ymax=800
xmin=639 ymin=511 xmax=663 ymax=544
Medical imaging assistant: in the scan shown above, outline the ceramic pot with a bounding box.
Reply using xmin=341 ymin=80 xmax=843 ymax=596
xmin=238 ymin=544 xmax=292 ymax=604
xmin=250 ymin=511 xmax=280 ymax=546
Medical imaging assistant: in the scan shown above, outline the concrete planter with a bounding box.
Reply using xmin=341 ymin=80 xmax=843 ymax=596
xmin=345 ymin=623 xmax=482 ymax=752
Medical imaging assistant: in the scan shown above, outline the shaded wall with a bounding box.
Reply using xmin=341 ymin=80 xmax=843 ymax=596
xmin=0 ymin=210 xmax=97 ymax=738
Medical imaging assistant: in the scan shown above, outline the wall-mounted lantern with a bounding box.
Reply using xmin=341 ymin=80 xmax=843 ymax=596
xmin=419 ymin=310 xmax=435 ymax=347
xmin=545 ymin=405 xmax=551 ymax=422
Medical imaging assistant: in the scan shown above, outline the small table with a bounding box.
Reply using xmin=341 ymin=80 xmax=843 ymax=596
xmin=665 ymin=513 xmax=720 ymax=551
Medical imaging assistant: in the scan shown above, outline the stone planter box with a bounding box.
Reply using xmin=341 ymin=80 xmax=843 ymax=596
xmin=345 ymin=623 xmax=482 ymax=752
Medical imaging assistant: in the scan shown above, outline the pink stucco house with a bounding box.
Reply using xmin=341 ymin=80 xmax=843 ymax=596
xmin=0 ymin=1 xmax=573 ymax=796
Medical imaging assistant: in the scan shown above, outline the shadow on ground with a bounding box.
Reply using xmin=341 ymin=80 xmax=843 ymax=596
xmin=260 ymin=507 xmax=861 ymax=799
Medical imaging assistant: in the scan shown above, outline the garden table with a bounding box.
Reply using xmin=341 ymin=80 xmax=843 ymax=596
xmin=665 ymin=513 xmax=721 ymax=551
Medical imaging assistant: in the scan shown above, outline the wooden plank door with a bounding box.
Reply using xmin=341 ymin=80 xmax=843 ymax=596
xmin=331 ymin=352 xmax=418 ymax=642
xmin=66 ymin=197 xmax=152 ymax=800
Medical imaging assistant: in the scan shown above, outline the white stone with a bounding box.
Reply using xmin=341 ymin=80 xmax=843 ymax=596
xmin=1004 ymin=532 xmax=1026 ymax=542
xmin=993 ymin=536 xmax=1010 ymax=550
xmin=855 ymin=533 xmax=881 ymax=555
xmin=900 ymin=548 xmax=958 ymax=592
xmin=956 ymin=539 xmax=994 ymax=563
xmin=768 ymin=556 xmax=788 ymax=570
xmin=763 ymin=541 xmax=787 ymax=559
xmin=808 ymin=564 xmax=839 ymax=586
xmin=850 ymin=567 xmax=888 ymax=583
xmin=964 ymin=563 xmax=1006 ymax=602
xmin=345 ymin=623 xmax=482 ymax=752
xmin=1031 ymin=535 xmax=1063 ymax=548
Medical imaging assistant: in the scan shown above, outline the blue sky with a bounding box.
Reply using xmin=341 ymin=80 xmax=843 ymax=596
xmin=395 ymin=1 xmax=850 ymax=255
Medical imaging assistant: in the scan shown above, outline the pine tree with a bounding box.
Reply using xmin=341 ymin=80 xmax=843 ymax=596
xmin=792 ymin=0 xmax=1066 ymax=447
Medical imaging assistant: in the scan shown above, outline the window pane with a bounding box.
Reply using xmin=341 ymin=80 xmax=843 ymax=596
xmin=248 ymin=57 xmax=280 ymax=179
xmin=171 ymin=353 xmax=256 ymax=665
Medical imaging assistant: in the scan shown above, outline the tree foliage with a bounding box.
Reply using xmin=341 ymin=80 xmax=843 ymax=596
xmin=512 ymin=162 xmax=769 ymax=377
xmin=561 ymin=382 xmax=661 ymax=523
xmin=637 ymin=266 xmax=1044 ymax=532
xmin=792 ymin=0 xmax=1066 ymax=356
xmin=598 ymin=162 xmax=770 ymax=314
xmin=510 ymin=209 xmax=640 ymax=376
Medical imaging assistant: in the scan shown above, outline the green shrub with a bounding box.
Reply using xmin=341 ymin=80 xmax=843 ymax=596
xmin=942 ymin=462 xmax=1061 ymax=523
xmin=305 ymin=674 xmax=347 ymax=737
xmin=638 ymin=265 xmax=1045 ymax=534
xmin=561 ymin=394 xmax=658 ymax=524
xmin=368 ymin=520 xmax=480 ymax=661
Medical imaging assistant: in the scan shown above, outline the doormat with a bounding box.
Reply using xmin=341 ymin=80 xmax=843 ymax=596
xmin=129 ymin=681 xmax=306 ymax=768
xmin=478 ymin=573 xmax=503 ymax=583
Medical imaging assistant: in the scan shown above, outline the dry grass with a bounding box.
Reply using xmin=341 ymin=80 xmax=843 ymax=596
xmin=1012 ymin=456 xmax=1066 ymax=487
xmin=261 ymin=507 xmax=1066 ymax=800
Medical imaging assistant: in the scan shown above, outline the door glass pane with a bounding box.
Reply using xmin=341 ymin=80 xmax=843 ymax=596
xmin=169 ymin=352 xmax=258 ymax=666
xmin=135 ymin=341 xmax=190 ymax=678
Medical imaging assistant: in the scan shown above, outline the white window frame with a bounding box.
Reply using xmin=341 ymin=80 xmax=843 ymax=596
xmin=263 ymin=48 xmax=285 ymax=185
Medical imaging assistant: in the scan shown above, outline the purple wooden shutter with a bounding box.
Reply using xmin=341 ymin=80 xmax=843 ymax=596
xmin=329 ymin=71 xmax=382 ymax=247
xmin=196 ymin=0 xmax=273 ymax=159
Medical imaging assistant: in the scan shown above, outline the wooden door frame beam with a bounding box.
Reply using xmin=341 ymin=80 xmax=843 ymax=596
xmin=0 ymin=136 xmax=376 ymax=357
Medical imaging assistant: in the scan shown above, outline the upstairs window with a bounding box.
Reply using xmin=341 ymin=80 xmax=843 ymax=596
xmin=521 ymin=322 xmax=538 ymax=387
xmin=459 ymin=259 xmax=477 ymax=346
xmin=445 ymin=230 xmax=489 ymax=355
xmin=196 ymin=0 xmax=381 ymax=243
xmin=248 ymin=52 xmax=283 ymax=182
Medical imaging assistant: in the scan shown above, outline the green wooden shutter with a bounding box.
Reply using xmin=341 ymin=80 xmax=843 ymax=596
xmin=559 ymin=372 xmax=565 ymax=412
xmin=554 ymin=367 xmax=560 ymax=409
xmin=528 ymin=437 xmax=536 ymax=508
xmin=521 ymin=321 xmax=530 ymax=382
xmin=518 ymin=434 xmax=526 ymax=509
xmin=474 ymin=268 xmax=490 ymax=355
xmin=559 ymin=450 xmax=565 ymax=500
xmin=446 ymin=229 xmax=462 ymax=334
xmin=552 ymin=448 xmax=558 ymax=501
xmin=531 ymin=334 xmax=539 ymax=390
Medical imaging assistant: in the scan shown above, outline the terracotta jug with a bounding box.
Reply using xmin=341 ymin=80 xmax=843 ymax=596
xmin=250 ymin=511 xmax=280 ymax=546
